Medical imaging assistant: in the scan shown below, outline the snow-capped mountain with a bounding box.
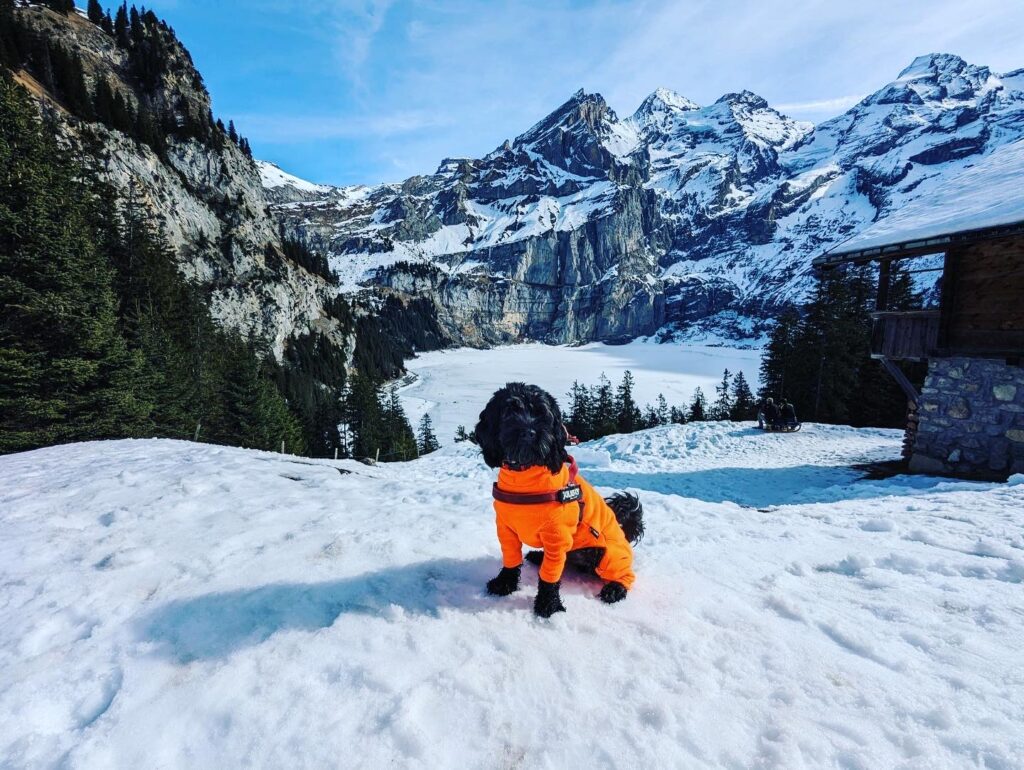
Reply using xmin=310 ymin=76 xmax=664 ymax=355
xmin=266 ymin=53 xmax=1024 ymax=345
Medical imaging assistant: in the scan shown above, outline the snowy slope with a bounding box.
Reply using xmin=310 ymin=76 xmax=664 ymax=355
xmin=256 ymin=161 xmax=332 ymax=194
xmin=264 ymin=53 xmax=1024 ymax=345
xmin=3 ymin=425 xmax=1024 ymax=768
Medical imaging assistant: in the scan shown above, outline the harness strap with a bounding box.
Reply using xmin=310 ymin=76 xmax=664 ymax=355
xmin=492 ymin=456 xmax=580 ymax=505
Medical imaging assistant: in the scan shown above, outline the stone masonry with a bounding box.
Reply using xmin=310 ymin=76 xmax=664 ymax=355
xmin=910 ymin=357 xmax=1024 ymax=478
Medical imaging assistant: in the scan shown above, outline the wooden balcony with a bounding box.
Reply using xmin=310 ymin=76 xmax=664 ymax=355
xmin=870 ymin=310 xmax=941 ymax=361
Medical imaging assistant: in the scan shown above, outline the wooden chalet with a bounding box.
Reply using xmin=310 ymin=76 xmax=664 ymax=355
xmin=814 ymin=140 xmax=1024 ymax=479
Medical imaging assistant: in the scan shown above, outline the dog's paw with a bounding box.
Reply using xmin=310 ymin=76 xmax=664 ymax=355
xmin=486 ymin=565 xmax=521 ymax=596
xmin=534 ymin=579 xmax=566 ymax=618
xmin=524 ymin=550 xmax=544 ymax=567
xmin=599 ymin=581 xmax=628 ymax=604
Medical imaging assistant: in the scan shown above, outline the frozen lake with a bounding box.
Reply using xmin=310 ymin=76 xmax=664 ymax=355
xmin=399 ymin=341 xmax=761 ymax=444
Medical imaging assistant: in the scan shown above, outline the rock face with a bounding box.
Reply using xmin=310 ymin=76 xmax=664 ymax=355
xmin=13 ymin=5 xmax=348 ymax=359
xmin=267 ymin=54 xmax=1024 ymax=346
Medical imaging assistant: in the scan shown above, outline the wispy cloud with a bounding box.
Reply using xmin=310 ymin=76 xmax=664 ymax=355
xmin=775 ymin=94 xmax=867 ymax=117
xmin=176 ymin=0 xmax=1024 ymax=185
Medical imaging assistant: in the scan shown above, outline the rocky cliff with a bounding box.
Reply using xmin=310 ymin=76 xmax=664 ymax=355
xmin=8 ymin=3 xmax=349 ymax=359
xmin=264 ymin=54 xmax=1024 ymax=345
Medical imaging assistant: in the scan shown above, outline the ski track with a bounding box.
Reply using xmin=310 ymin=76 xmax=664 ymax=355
xmin=2 ymin=423 xmax=1023 ymax=769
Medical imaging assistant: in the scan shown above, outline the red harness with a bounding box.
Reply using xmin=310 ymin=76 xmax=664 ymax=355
xmin=492 ymin=456 xmax=582 ymax=505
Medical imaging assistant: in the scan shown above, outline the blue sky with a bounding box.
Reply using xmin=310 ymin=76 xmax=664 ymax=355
xmin=133 ymin=0 xmax=1024 ymax=187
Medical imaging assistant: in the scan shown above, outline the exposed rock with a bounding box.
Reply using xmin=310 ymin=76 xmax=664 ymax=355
xmin=264 ymin=53 xmax=1024 ymax=346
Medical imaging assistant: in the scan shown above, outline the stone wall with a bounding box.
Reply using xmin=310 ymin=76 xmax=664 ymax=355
xmin=910 ymin=357 xmax=1024 ymax=478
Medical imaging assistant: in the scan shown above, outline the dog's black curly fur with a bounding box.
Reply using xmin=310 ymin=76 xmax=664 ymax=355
xmin=474 ymin=382 xmax=568 ymax=474
xmin=477 ymin=382 xmax=644 ymax=614
xmin=534 ymin=579 xmax=566 ymax=618
xmin=486 ymin=565 xmax=520 ymax=596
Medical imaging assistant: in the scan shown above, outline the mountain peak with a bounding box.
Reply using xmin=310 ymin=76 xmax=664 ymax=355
xmin=897 ymin=53 xmax=969 ymax=81
xmin=514 ymin=89 xmax=613 ymax=147
xmin=715 ymin=90 xmax=770 ymax=110
xmin=637 ymin=88 xmax=700 ymax=115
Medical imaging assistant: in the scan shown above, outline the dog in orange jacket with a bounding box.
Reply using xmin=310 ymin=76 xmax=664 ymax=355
xmin=475 ymin=383 xmax=644 ymax=617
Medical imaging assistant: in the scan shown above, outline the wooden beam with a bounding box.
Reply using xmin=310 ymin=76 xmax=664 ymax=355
xmin=876 ymin=259 xmax=891 ymax=311
xmin=878 ymin=357 xmax=921 ymax=407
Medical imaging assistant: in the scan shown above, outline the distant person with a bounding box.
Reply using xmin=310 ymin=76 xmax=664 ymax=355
xmin=781 ymin=400 xmax=797 ymax=427
xmin=758 ymin=397 xmax=779 ymax=429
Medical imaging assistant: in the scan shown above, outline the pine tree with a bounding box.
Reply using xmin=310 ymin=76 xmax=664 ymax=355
xmin=101 ymin=11 xmax=114 ymax=35
xmin=565 ymin=380 xmax=593 ymax=441
xmin=655 ymin=393 xmax=669 ymax=426
xmin=417 ymin=414 xmax=440 ymax=455
xmin=114 ymin=3 xmax=130 ymax=48
xmin=88 ymin=0 xmax=104 ymax=24
xmin=615 ymin=370 xmax=642 ymax=433
xmin=591 ymin=374 xmax=616 ymax=437
xmin=51 ymin=46 xmax=93 ymax=121
xmin=93 ymin=77 xmax=114 ymax=125
xmin=669 ymin=405 xmax=687 ymax=424
xmin=228 ymin=119 xmax=238 ymax=145
xmin=382 ymin=385 xmax=417 ymax=460
xmin=0 ymin=0 xmax=19 ymax=71
xmin=454 ymin=425 xmax=473 ymax=443
xmin=345 ymin=372 xmax=383 ymax=459
xmin=758 ymin=307 xmax=800 ymax=403
xmin=1 ymin=73 xmax=147 ymax=453
xmin=688 ymin=387 xmax=708 ymax=422
xmin=711 ymin=369 xmax=732 ymax=420
xmin=29 ymin=34 xmax=56 ymax=93
xmin=730 ymin=370 xmax=756 ymax=421
xmin=110 ymin=88 xmax=133 ymax=133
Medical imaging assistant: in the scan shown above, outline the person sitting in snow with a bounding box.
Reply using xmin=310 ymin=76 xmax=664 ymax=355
xmin=758 ymin=397 xmax=780 ymax=429
xmin=781 ymin=400 xmax=798 ymax=427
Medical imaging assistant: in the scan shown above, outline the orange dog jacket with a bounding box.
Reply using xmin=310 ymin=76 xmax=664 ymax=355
xmin=491 ymin=460 xmax=636 ymax=589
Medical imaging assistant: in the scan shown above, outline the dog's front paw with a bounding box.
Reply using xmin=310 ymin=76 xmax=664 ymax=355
xmin=534 ymin=579 xmax=566 ymax=617
xmin=486 ymin=565 xmax=521 ymax=596
xmin=599 ymin=581 xmax=628 ymax=604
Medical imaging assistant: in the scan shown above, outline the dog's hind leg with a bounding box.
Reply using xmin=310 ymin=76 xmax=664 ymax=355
xmin=525 ymin=547 xmax=605 ymax=575
xmin=567 ymin=547 xmax=604 ymax=574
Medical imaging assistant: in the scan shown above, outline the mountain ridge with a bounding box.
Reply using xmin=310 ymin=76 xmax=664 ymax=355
xmin=265 ymin=51 xmax=1024 ymax=345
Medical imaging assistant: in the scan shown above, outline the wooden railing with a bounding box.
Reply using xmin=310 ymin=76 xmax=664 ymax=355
xmin=869 ymin=310 xmax=941 ymax=360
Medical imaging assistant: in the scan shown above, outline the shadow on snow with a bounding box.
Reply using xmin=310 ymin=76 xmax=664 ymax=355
xmin=139 ymin=558 xmax=610 ymax=663
xmin=583 ymin=465 xmax=986 ymax=508
xmin=139 ymin=557 xmax=517 ymax=663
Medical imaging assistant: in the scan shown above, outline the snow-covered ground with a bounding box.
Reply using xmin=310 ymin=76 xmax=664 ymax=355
xmin=400 ymin=341 xmax=761 ymax=444
xmin=3 ymin=423 xmax=1023 ymax=768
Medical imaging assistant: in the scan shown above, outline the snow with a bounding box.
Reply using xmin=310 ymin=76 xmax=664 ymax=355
xmin=256 ymin=160 xmax=331 ymax=194
xmin=824 ymin=139 xmax=1024 ymax=256
xmin=398 ymin=341 xmax=761 ymax=445
xmin=3 ymin=422 xmax=1023 ymax=768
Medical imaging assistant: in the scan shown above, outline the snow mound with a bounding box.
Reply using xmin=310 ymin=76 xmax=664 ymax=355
xmin=2 ymin=425 xmax=1023 ymax=768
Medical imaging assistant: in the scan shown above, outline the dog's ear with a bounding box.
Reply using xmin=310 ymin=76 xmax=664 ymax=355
xmin=542 ymin=388 xmax=570 ymax=474
xmin=474 ymin=389 xmax=506 ymax=468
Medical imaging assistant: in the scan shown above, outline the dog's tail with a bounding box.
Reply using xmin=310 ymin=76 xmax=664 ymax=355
xmin=605 ymin=492 xmax=644 ymax=545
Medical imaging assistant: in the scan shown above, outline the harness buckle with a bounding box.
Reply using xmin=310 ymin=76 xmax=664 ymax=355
xmin=556 ymin=484 xmax=582 ymax=504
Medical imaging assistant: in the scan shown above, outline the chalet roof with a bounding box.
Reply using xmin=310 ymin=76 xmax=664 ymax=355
xmin=815 ymin=139 xmax=1024 ymax=266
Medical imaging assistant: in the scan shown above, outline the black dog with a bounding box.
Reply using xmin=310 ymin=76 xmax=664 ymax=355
xmin=476 ymin=382 xmax=644 ymax=617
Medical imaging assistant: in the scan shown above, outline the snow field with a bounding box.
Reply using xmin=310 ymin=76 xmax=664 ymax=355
xmin=399 ymin=341 xmax=761 ymax=445
xmin=2 ymin=422 xmax=1023 ymax=768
